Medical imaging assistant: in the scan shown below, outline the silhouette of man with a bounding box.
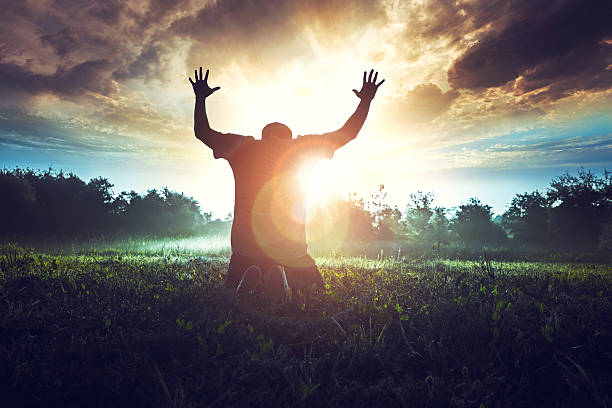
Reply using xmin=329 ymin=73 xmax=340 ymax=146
xmin=189 ymin=67 xmax=384 ymax=297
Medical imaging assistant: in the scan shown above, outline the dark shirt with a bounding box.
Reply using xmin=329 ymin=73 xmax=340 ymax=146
xmin=213 ymin=133 xmax=343 ymax=263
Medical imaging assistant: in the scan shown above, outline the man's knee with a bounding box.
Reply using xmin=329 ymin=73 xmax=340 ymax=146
xmin=226 ymin=254 xmax=248 ymax=291
xmin=285 ymin=257 xmax=323 ymax=291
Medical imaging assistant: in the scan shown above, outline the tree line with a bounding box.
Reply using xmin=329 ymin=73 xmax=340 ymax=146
xmin=307 ymin=168 xmax=611 ymax=259
xmin=1 ymin=167 xmax=611 ymax=259
xmin=0 ymin=168 xmax=215 ymax=238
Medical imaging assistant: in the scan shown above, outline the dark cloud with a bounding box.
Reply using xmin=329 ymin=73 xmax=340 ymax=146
xmin=40 ymin=28 xmax=79 ymax=57
xmin=49 ymin=0 xmax=127 ymax=24
xmin=396 ymin=0 xmax=518 ymax=53
xmin=0 ymin=0 xmax=182 ymax=101
xmin=135 ymin=0 xmax=186 ymax=31
xmin=0 ymin=59 xmax=115 ymax=98
xmin=448 ymin=0 xmax=612 ymax=99
xmin=172 ymin=0 xmax=385 ymax=42
xmin=0 ymin=0 xmax=386 ymax=101
xmin=113 ymin=42 xmax=167 ymax=80
xmin=86 ymin=0 xmax=126 ymax=24
xmin=171 ymin=0 xmax=387 ymax=73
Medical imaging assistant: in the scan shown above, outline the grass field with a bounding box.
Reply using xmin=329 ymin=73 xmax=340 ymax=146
xmin=1 ymin=241 xmax=611 ymax=407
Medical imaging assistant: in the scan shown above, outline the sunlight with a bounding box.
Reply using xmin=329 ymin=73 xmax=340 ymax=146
xmin=301 ymin=159 xmax=340 ymax=204
xmin=216 ymin=49 xmax=375 ymax=138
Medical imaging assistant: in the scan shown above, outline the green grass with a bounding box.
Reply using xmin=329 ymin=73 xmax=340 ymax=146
xmin=1 ymin=243 xmax=611 ymax=407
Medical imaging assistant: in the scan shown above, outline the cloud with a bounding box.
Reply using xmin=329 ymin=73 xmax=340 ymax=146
xmin=383 ymin=83 xmax=459 ymax=125
xmin=0 ymin=59 xmax=116 ymax=99
xmin=0 ymin=0 xmax=610 ymax=181
xmin=0 ymin=109 xmax=136 ymax=155
xmin=0 ymin=0 xmax=387 ymax=100
xmin=447 ymin=0 xmax=612 ymax=100
xmin=39 ymin=28 xmax=79 ymax=57
xmin=112 ymin=42 xmax=169 ymax=80
xmin=0 ymin=0 xmax=191 ymax=101
xmin=403 ymin=83 xmax=459 ymax=121
xmin=486 ymin=135 xmax=612 ymax=157
xmin=432 ymin=133 xmax=612 ymax=170
xmin=171 ymin=0 xmax=388 ymax=75
xmin=0 ymin=0 xmax=394 ymax=175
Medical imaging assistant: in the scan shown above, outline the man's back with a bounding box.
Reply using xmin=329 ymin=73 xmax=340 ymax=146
xmin=223 ymin=135 xmax=336 ymax=264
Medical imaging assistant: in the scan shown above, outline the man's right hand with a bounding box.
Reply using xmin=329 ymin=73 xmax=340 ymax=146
xmin=189 ymin=67 xmax=220 ymax=99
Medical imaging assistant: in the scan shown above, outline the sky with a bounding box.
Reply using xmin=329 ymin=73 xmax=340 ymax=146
xmin=1 ymin=0 xmax=611 ymax=217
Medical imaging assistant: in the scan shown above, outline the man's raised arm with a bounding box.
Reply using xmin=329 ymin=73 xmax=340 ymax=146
xmin=326 ymin=69 xmax=385 ymax=148
xmin=189 ymin=67 xmax=224 ymax=150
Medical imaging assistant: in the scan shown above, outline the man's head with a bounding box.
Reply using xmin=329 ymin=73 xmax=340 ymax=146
xmin=262 ymin=122 xmax=292 ymax=141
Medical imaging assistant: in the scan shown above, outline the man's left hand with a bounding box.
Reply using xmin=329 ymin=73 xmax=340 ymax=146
xmin=352 ymin=69 xmax=384 ymax=101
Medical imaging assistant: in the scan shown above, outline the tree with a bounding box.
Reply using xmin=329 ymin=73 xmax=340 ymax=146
xmin=369 ymin=185 xmax=405 ymax=241
xmin=502 ymin=191 xmax=549 ymax=248
xmin=72 ymin=177 xmax=115 ymax=234
xmin=452 ymin=198 xmax=507 ymax=248
xmin=599 ymin=215 xmax=612 ymax=252
xmin=547 ymin=168 xmax=611 ymax=251
xmin=160 ymin=188 xmax=207 ymax=236
xmin=0 ymin=169 xmax=39 ymax=233
xmin=375 ymin=205 xmax=404 ymax=241
xmin=426 ymin=207 xmax=451 ymax=253
xmin=0 ymin=168 xmax=211 ymax=238
xmin=404 ymin=191 xmax=434 ymax=246
xmin=307 ymin=193 xmax=375 ymax=245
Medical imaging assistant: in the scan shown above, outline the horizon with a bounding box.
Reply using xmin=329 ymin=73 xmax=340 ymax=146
xmin=2 ymin=164 xmax=608 ymax=220
xmin=1 ymin=0 xmax=611 ymax=218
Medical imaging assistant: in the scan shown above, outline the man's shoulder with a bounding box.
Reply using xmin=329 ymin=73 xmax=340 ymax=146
xmin=292 ymin=133 xmax=338 ymax=159
xmin=212 ymin=133 xmax=256 ymax=160
xmin=295 ymin=133 xmax=322 ymax=141
xmin=232 ymin=134 xmax=257 ymax=143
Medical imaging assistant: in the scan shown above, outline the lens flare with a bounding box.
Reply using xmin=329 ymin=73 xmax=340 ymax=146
xmin=306 ymin=198 xmax=351 ymax=252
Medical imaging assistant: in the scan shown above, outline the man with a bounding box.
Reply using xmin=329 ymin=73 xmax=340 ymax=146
xmin=189 ymin=67 xmax=384 ymax=298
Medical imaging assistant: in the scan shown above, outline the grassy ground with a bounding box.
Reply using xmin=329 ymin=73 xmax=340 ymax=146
xmin=1 ymin=243 xmax=611 ymax=407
